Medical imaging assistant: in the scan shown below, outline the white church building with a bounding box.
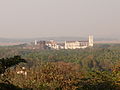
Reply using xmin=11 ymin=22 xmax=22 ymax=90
xmin=64 ymin=36 xmax=93 ymax=49
xmin=33 ymin=36 xmax=93 ymax=50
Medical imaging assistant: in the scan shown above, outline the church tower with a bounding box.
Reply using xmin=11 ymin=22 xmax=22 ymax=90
xmin=35 ymin=40 xmax=37 ymax=45
xmin=89 ymin=35 xmax=93 ymax=47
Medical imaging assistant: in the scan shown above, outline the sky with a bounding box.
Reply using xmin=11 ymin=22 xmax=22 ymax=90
xmin=0 ymin=0 xmax=120 ymax=39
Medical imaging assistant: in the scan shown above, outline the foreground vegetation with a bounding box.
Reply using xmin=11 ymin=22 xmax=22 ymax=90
xmin=0 ymin=44 xmax=120 ymax=90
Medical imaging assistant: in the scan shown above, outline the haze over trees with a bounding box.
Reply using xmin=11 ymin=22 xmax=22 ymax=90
xmin=0 ymin=44 xmax=120 ymax=89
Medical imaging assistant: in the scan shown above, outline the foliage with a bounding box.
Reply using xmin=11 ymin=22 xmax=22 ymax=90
xmin=0 ymin=56 xmax=27 ymax=90
xmin=1 ymin=61 xmax=119 ymax=90
xmin=0 ymin=44 xmax=120 ymax=89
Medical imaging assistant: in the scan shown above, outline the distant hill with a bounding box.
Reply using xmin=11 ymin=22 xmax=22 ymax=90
xmin=0 ymin=37 xmax=119 ymax=43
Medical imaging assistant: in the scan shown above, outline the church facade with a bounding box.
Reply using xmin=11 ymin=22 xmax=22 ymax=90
xmin=32 ymin=35 xmax=93 ymax=50
xmin=64 ymin=36 xmax=93 ymax=49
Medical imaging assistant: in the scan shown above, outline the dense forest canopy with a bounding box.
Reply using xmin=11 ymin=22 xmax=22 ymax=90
xmin=0 ymin=44 xmax=120 ymax=90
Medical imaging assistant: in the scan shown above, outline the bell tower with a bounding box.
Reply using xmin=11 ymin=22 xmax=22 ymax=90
xmin=35 ymin=40 xmax=37 ymax=45
xmin=89 ymin=35 xmax=93 ymax=47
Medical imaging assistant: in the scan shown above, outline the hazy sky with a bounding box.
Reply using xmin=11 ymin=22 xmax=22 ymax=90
xmin=0 ymin=0 xmax=120 ymax=39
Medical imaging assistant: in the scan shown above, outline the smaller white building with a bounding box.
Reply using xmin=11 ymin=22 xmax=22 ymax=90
xmin=46 ymin=40 xmax=60 ymax=50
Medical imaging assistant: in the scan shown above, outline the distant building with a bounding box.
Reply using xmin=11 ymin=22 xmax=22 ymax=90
xmin=57 ymin=43 xmax=65 ymax=49
xmin=34 ymin=40 xmax=59 ymax=50
xmin=34 ymin=40 xmax=37 ymax=45
xmin=34 ymin=41 xmax=48 ymax=50
xmin=64 ymin=35 xmax=93 ymax=49
xmin=89 ymin=35 xmax=94 ymax=47
xmin=30 ymin=35 xmax=94 ymax=50
xmin=46 ymin=40 xmax=60 ymax=50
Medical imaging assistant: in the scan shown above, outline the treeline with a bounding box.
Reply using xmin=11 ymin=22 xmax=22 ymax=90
xmin=24 ymin=44 xmax=120 ymax=71
xmin=0 ymin=44 xmax=120 ymax=89
xmin=0 ymin=57 xmax=120 ymax=90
